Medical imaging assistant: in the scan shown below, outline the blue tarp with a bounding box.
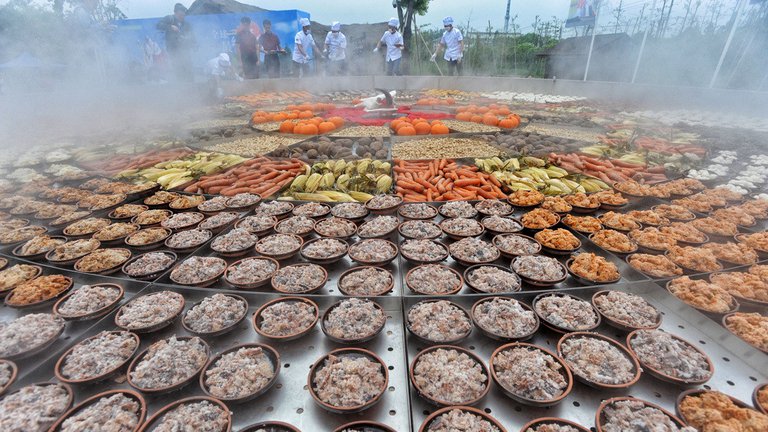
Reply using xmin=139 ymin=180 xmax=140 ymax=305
xmin=111 ymin=9 xmax=310 ymax=68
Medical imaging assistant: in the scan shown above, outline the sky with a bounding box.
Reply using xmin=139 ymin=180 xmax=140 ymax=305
xmin=118 ymin=0 xmax=570 ymax=32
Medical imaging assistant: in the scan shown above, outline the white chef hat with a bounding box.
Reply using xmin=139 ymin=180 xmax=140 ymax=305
xmin=443 ymin=16 xmax=454 ymax=26
xmin=331 ymin=21 xmax=341 ymax=31
xmin=299 ymin=18 xmax=311 ymax=27
xmin=388 ymin=18 xmax=399 ymax=28
xmin=218 ymin=53 xmax=230 ymax=65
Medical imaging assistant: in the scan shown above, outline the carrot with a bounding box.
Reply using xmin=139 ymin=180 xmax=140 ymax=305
xmin=454 ymin=178 xmax=482 ymax=187
xmin=414 ymin=178 xmax=438 ymax=192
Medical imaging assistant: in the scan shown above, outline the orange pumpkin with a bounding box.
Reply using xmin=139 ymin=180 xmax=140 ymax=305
xmin=301 ymin=123 xmax=319 ymax=135
xmin=497 ymin=119 xmax=515 ymax=129
xmin=279 ymin=120 xmax=295 ymax=133
xmin=482 ymin=115 xmax=499 ymax=126
xmin=251 ymin=115 xmax=268 ymax=124
xmin=397 ymin=125 xmax=416 ymax=136
xmin=504 ymin=116 xmax=520 ymax=128
xmin=431 ymin=123 xmax=450 ymax=135
xmin=318 ymin=121 xmax=337 ymax=134
xmin=308 ymin=117 xmax=323 ymax=126
xmin=298 ymin=110 xmax=314 ymax=119
xmin=328 ymin=117 xmax=345 ymax=128
xmin=455 ymin=112 xmax=472 ymax=122
xmin=470 ymin=115 xmax=483 ymax=124
xmin=414 ymin=122 xmax=432 ymax=135
xmin=390 ymin=118 xmax=405 ymax=131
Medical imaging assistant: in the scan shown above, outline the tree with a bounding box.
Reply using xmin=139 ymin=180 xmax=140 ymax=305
xmin=392 ymin=0 xmax=431 ymax=49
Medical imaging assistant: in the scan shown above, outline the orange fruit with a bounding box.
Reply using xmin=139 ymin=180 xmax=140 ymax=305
xmin=431 ymin=123 xmax=450 ymax=135
xmin=397 ymin=125 xmax=416 ymax=136
xmin=455 ymin=112 xmax=472 ymax=121
xmin=301 ymin=123 xmax=319 ymax=135
xmin=251 ymin=115 xmax=268 ymax=124
xmin=328 ymin=116 xmax=345 ymax=128
xmin=318 ymin=121 xmax=337 ymax=134
xmin=482 ymin=115 xmax=499 ymax=126
xmin=298 ymin=110 xmax=314 ymax=119
xmin=414 ymin=122 xmax=432 ymax=135
xmin=279 ymin=120 xmax=295 ymax=133
xmin=309 ymin=117 xmax=323 ymax=126
xmin=470 ymin=115 xmax=483 ymax=123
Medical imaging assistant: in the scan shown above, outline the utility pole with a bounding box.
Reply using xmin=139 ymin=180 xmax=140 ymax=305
xmin=613 ymin=0 xmax=624 ymax=33
xmin=661 ymin=0 xmax=676 ymax=37
xmin=657 ymin=0 xmax=668 ymax=37
xmin=504 ymin=0 xmax=511 ymax=33
xmin=710 ymin=0 xmax=744 ymax=88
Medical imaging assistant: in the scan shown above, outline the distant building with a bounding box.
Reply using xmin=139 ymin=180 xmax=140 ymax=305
xmin=537 ymin=33 xmax=636 ymax=82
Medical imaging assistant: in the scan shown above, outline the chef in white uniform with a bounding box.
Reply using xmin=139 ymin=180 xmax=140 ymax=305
xmin=324 ymin=21 xmax=347 ymax=76
xmin=374 ymin=18 xmax=405 ymax=76
xmin=431 ymin=16 xmax=464 ymax=76
xmin=293 ymin=17 xmax=323 ymax=77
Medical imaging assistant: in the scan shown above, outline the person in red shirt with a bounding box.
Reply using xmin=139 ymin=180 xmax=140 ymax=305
xmin=235 ymin=17 xmax=260 ymax=79
xmin=259 ymin=19 xmax=284 ymax=79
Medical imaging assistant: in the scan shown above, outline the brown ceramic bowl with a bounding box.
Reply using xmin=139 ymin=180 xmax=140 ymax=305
xmin=753 ymin=383 xmax=768 ymax=415
xmin=114 ymin=291 xmax=185 ymax=333
xmin=121 ymin=251 xmax=177 ymax=280
xmin=235 ymin=215 xmax=278 ymax=237
xmin=0 ymin=359 xmax=17 ymax=396
xmin=463 ymin=264 xmax=522 ymax=294
xmin=53 ymin=283 xmax=125 ymax=321
xmin=333 ymin=421 xmax=395 ymax=432
xmin=313 ymin=217 xmax=358 ymax=240
xmin=675 ymin=389 xmax=758 ymax=428
xmin=74 ymin=248 xmax=132 ymax=275
xmin=357 ymin=216 xmax=400 ymax=239
xmin=308 ymin=347 xmax=388 ymax=414
xmin=199 ymin=342 xmax=280 ymax=403
xmin=239 ymin=421 xmax=301 ymax=432
xmin=489 ymin=342 xmax=573 ymax=407
xmin=124 ymin=227 xmax=172 ymax=250
xmin=274 ymin=215 xmax=316 ymax=238
xmin=481 ymin=216 xmax=524 ymax=237
xmin=536 ymin=233 xmax=581 ymax=256
xmin=5 ymin=275 xmax=74 ymax=309
xmin=181 ymin=294 xmax=248 ymax=337
xmin=46 ymin=239 xmax=102 ymax=266
xmin=651 ymin=205 xmax=696 ymax=222
xmin=252 ymin=296 xmax=319 ymax=341
xmin=127 ymin=336 xmax=211 ymax=394
xmin=405 ymin=265 xmax=464 ymax=295
xmin=292 ymin=202 xmax=331 ymax=218
xmin=300 ymin=237 xmax=349 ymax=265
xmin=225 ymin=193 xmax=262 ymax=212
xmin=137 ymin=396 xmax=231 ymax=432
xmin=0 ymin=257 xmax=7 ymax=271
xmin=557 ymin=332 xmax=642 ymax=390
xmin=511 ymin=256 xmax=568 ymax=287
xmin=475 ymin=200 xmax=515 ymax=217
xmin=449 ymin=241 xmax=501 ymax=267
xmin=665 ymin=249 xmax=722 ymax=275
xmin=255 ymin=201 xmax=295 ymax=219
xmin=711 ymin=272 xmax=768 ymax=308
xmin=331 ymin=202 xmax=370 ymax=222
xmin=365 ymin=194 xmax=403 ymax=215
xmin=664 ymin=279 xmax=740 ymax=318
xmin=406 ymin=299 xmax=473 ymax=345
xmin=439 ymin=218 xmax=486 ymax=240
xmin=398 ymin=220 xmax=442 ymax=240
xmin=398 ymin=203 xmax=437 ymax=220
xmin=409 ymin=345 xmax=489 ymax=407
xmin=722 ymin=312 xmax=768 ymax=354
xmin=471 ymin=297 xmax=538 ymax=342
xmin=92 ymin=223 xmax=141 ymax=246
xmin=735 ymin=233 xmax=768 ymax=259
xmin=419 ymin=406 xmax=507 ymax=432
xmin=0 ymin=264 xmax=42 ymax=297
xmin=109 ymin=204 xmax=149 ymax=220
xmin=493 ymin=233 xmax=542 ymax=259
xmin=590 ymin=231 xmax=640 ymax=255
xmin=591 ymin=290 xmax=661 ymax=332
xmin=321 ymin=299 xmax=386 ymax=344
xmin=518 ymin=418 xmax=590 ymax=432
xmin=169 ymin=257 xmax=228 ymax=287
xmin=625 ymin=253 xmax=684 ymax=279
xmin=224 ymin=257 xmax=280 ymax=290
xmin=566 ymin=258 xmax=622 ymax=286
xmin=210 ymin=232 xmax=258 ymax=258
xmin=400 ymin=240 xmax=449 ymax=264
xmin=626 ymin=329 xmax=713 ymax=386
xmin=271 ymin=263 xmax=328 ymax=294
xmin=55 ymin=331 xmax=140 ymax=385
xmin=255 ymin=234 xmax=304 ymax=261
xmin=131 ymin=209 xmax=172 ymax=227
xmin=164 ymin=228 xmax=212 ymax=253
xmin=597 ymin=397 xmax=687 ymax=432
xmin=11 ymin=235 xmax=67 ymax=261
xmin=533 ymin=293 xmax=601 ymax=334
xmin=337 ymin=266 xmax=394 ymax=296
xmin=3 ymin=382 xmax=73 ymax=424
xmin=348 ymin=239 xmax=398 ymax=266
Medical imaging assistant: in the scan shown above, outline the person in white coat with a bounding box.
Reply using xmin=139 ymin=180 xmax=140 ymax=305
xmin=431 ymin=16 xmax=464 ymax=76
xmin=293 ymin=17 xmax=324 ymax=77
xmin=324 ymin=21 xmax=347 ymax=76
xmin=374 ymin=18 xmax=404 ymax=76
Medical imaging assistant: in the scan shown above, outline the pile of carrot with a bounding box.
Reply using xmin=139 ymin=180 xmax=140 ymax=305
xmin=394 ymin=159 xmax=507 ymax=202
xmin=548 ymin=153 xmax=668 ymax=184
xmin=83 ymin=147 xmax=195 ymax=174
xmin=633 ymin=136 xmax=707 ymax=156
xmin=183 ymin=157 xmax=306 ymax=197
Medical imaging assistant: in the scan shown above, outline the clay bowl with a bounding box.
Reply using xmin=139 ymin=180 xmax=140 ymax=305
xmin=169 ymin=257 xmax=227 ymax=287
xmin=11 ymin=235 xmax=67 ymax=261
xmin=0 ymin=264 xmax=42 ymax=298
xmin=333 ymin=421 xmax=396 ymax=432
xmin=406 ymin=299 xmax=473 ymax=345
xmin=557 ymin=332 xmax=642 ymax=390
xmin=475 ymin=200 xmax=515 ymax=217
xmin=239 ymin=421 xmax=301 ymax=432
xmin=121 ymin=251 xmax=177 ymax=281
xmin=254 ymin=234 xmax=304 ymax=261
xmin=489 ymin=342 xmax=573 ymax=407
xmin=114 ymin=291 xmax=185 ymax=333
xmin=675 ymin=389 xmax=758 ymax=428
xmin=337 ymin=266 xmax=394 ymax=296
xmin=511 ymin=256 xmax=568 ymax=288
xmin=626 ymin=329 xmax=713 ymax=386
xmin=181 ymin=293 xmax=249 ymax=337
xmin=471 ymin=297 xmax=538 ymax=342
xmin=127 ymin=336 xmax=211 ymax=395
xmin=566 ymin=258 xmax=621 ymax=286
xmin=73 ymin=248 xmax=132 ymax=275
xmin=419 ymin=406 xmax=507 ymax=432
xmin=400 ymin=240 xmax=449 ymax=264
xmin=533 ymin=293 xmax=601 ymax=334
xmin=409 ymin=345 xmax=490 ymax=407
xmin=224 ymin=257 xmax=280 ymax=290
xmin=493 ymin=233 xmax=542 ymax=259
xmin=234 ymin=215 xmax=278 ymax=237
xmin=0 ymin=359 xmax=17 ymax=396
xmin=463 ymin=264 xmax=522 ymax=294
xmin=331 ymin=202 xmax=370 ymax=222
xmin=199 ymin=342 xmax=280 ymax=403
xmin=53 ymin=283 xmax=125 ymax=321
xmin=440 ymin=218 xmax=486 ymax=240
xmin=365 ymin=194 xmax=403 ymax=215
xmin=292 ymin=202 xmax=331 ymax=219
xmin=722 ymin=312 xmax=768 ymax=355
xmin=109 ymin=204 xmax=149 ymax=220
xmin=137 ymin=396 xmax=231 ymax=432
xmin=5 ymin=275 xmax=74 ymax=309
xmin=46 ymin=239 xmax=102 ymax=266
xmin=2 ymin=382 xmax=73 ymax=424
xmin=398 ymin=203 xmax=437 ymax=220
xmin=313 ymin=217 xmax=358 ymax=240
xmin=55 ymin=331 xmax=140 ymax=385
xmin=405 ymin=265 xmax=464 ymax=296
xmin=321 ymin=298 xmax=386 ymax=344
xmin=252 ymin=296 xmax=319 ymax=341
xmin=480 ymin=216 xmax=524 ymax=237
xmin=308 ymin=347 xmax=388 ymax=413
xmin=348 ymin=239 xmax=399 ymax=266
xmin=591 ymin=290 xmax=662 ymax=332
xmin=164 ymin=229 xmax=212 ymax=253
xmin=357 ymin=216 xmax=400 ymax=239
xmin=664 ymin=279 xmax=740 ymax=319
xmin=271 ymin=263 xmax=328 ymax=294
xmin=449 ymin=241 xmax=501 ymax=267
xmin=518 ymin=418 xmax=590 ymax=432
xmin=225 ymin=193 xmax=262 ymax=212
xmin=596 ymin=397 xmax=686 ymax=432
xmin=124 ymin=227 xmax=172 ymax=250
xmin=753 ymin=383 xmax=768 ymax=415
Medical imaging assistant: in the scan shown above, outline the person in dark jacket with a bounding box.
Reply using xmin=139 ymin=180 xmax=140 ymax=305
xmin=236 ymin=17 xmax=260 ymax=79
xmin=259 ymin=19 xmax=284 ymax=79
xmin=156 ymin=3 xmax=196 ymax=82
